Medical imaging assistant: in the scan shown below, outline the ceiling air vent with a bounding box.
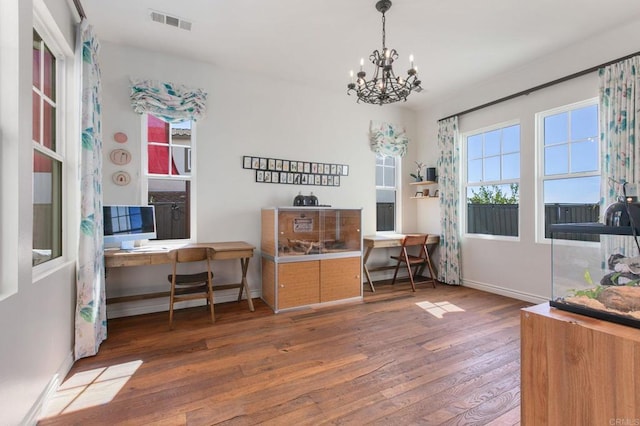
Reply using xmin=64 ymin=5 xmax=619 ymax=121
xmin=149 ymin=9 xmax=192 ymax=32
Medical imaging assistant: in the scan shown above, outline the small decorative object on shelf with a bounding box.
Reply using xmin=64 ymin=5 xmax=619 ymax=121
xmin=426 ymin=167 xmax=437 ymax=182
xmin=410 ymin=161 xmax=425 ymax=182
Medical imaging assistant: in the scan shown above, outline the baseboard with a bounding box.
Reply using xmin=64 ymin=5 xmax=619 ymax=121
xmin=106 ymin=289 xmax=261 ymax=319
xmin=462 ymin=279 xmax=548 ymax=305
xmin=24 ymin=350 xmax=74 ymax=425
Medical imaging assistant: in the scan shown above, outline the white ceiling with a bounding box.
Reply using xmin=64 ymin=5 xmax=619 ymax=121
xmin=80 ymin=0 xmax=640 ymax=110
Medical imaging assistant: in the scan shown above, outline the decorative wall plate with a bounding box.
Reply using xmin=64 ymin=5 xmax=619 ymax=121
xmin=109 ymin=148 xmax=132 ymax=165
xmin=112 ymin=171 xmax=131 ymax=186
xmin=114 ymin=132 xmax=128 ymax=143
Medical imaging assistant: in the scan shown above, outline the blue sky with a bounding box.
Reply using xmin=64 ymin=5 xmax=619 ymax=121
xmin=467 ymin=104 xmax=600 ymax=204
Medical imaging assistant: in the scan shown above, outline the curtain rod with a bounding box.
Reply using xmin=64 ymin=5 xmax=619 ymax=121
xmin=438 ymin=50 xmax=640 ymax=122
xmin=73 ymin=0 xmax=86 ymax=19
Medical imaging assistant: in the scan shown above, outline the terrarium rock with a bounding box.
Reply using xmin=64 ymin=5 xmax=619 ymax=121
xmin=596 ymin=286 xmax=640 ymax=312
xmin=608 ymin=253 xmax=626 ymax=270
xmin=600 ymin=271 xmax=640 ymax=286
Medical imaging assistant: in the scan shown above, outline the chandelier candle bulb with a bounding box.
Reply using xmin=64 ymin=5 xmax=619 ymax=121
xmin=410 ymin=54 xmax=414 ymax=69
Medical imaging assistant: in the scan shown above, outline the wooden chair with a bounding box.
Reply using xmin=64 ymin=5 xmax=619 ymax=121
xmin=167 ymin=247 xmax=215 ymax=329
xmin=390 ymin=234 xmax=437 ymax=291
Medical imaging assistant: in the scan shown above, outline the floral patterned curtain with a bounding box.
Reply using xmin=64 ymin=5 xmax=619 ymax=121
xmin=599 ymin=56 xmax=640 ymax=261
xmin=130 ymin=79 xmax=208 ymax=123
xmin=369 ymin=121 xmax=409 ymax=157
xmin=75 ymin=19 xmax=106 ymax=359
xmin=437 ymin=117 xmax=461 ymax=285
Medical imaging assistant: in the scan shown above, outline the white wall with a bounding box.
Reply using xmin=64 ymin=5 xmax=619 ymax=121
xmin=415 ymin=19 xmax=640 ymax=303
xmin=0 ymin=1 xmax=78 ymax=425
xmin=99 ymin=41 xmax=419 ymax=317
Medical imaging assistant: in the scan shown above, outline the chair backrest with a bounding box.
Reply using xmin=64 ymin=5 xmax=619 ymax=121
xmin=402 ymin=234 xmax=428 ymax=247
xmin=168 ymin=247 xmax=212 ymax=264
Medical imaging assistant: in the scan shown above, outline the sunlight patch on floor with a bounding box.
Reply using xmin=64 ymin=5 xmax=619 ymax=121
xmin=40 ymin=360 xmax=143 ymax=419
xmin=416 ymin=300 xmax=465 ymax=318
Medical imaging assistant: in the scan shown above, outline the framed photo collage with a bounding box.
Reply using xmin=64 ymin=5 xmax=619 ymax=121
xmin=243 ymin=155 xmax=349 ymax=187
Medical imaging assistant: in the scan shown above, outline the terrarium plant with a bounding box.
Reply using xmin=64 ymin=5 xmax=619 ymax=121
xmin=410 ymin=161 xmax=425 ymax=181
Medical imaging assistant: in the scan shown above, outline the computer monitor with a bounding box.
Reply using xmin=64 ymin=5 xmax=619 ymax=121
xmin=103 ymin=205 xmax=157 ymax=250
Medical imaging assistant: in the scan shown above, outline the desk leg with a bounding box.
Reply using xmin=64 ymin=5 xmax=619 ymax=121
xmin=239 ymin=257 xmax=255 ymax=311
xmin=363 ymin=246 xmax=375 ymax=292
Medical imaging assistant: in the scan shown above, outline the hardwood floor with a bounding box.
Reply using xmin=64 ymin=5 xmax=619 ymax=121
xmin=39 ymin=281 xmax=530 ymax=425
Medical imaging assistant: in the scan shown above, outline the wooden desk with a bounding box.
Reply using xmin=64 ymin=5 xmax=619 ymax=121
xmin=104 ymin=241 xmax=255 ymax=311
xmin=363 ymin=234 xmax=439 ymax=292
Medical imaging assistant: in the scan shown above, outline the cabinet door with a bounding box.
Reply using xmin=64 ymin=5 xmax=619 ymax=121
xmin=261 ymin=258 xmax=276 ymax=309
xmin=320 ymin=257 xmax=361 ymax=302
xmin=278 ymin=261 xmax=320 ymax=309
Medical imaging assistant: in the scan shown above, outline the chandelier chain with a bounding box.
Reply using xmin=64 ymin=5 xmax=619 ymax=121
xmin=381 ymin=12 xmax=386 ymax=51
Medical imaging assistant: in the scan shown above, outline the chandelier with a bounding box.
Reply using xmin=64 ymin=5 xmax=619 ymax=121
xmin=347 ymin=0 xmax=422 ymax=105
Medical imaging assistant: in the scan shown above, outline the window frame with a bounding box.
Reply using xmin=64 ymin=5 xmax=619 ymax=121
xmin=375 ymin=153 xmax=401 ymax=233
xmin=141 ymin=114 xmax=197 ymax=244
xmin=535 ymin=97 xmax=600 ymax=245
xmin=31 ymin=19 xmax=66 ymax=271
xmin=461 ymin=119 xmax=521 ymax=240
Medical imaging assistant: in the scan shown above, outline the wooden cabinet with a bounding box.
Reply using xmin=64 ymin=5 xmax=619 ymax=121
xmin=521 ymin=303 xmax=640 ymax=425
xmin=261 ymin=207 xmax=363 ymax=312
xmin=262 ymin=257 xmax=361 ymax=311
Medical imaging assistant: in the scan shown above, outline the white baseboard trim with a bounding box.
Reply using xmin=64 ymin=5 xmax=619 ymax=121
xmin=462 ymin=279 xmax=548 ymax=305
xmin=24 ymin=351 xmax=74 ymax=425
xmin=107 ymin=289 xmax=261 ymax=319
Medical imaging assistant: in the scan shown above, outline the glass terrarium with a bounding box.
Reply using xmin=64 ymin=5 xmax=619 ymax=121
xmin=261 ymin=207 xmax=362 ymax=259
xmin=550 ymin=223 xmax=640 ymax=328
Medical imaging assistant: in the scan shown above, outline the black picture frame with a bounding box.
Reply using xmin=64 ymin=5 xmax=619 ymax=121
xmin=243 ymin=156 xmax=252 ymax=169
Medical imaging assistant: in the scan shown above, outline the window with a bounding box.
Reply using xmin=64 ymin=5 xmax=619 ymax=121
xmin=537 ymin=99 xmax=599 ymax=242
xmin=464 ymin=122 xmax=520 ymax=237
xmin=32 ymin=29 xmax=62 ymax=266
xmin=376 ymin=154 xmax=397 ymax=232
xmin=145 ymin=114 xmax=193 ymax=241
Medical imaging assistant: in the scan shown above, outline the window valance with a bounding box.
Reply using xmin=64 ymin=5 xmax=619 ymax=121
xmin=369 ymin=121 xmax=409 ymax=157
xmin=129 ymin=78 xmax=208 ymax=123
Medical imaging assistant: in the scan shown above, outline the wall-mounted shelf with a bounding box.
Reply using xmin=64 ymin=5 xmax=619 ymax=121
xmin=410 ymin=180 xmax=438 ymax=199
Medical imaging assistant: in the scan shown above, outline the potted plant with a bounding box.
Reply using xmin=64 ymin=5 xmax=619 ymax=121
xmin=410 ymin=161 xmax=425 ymax=182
